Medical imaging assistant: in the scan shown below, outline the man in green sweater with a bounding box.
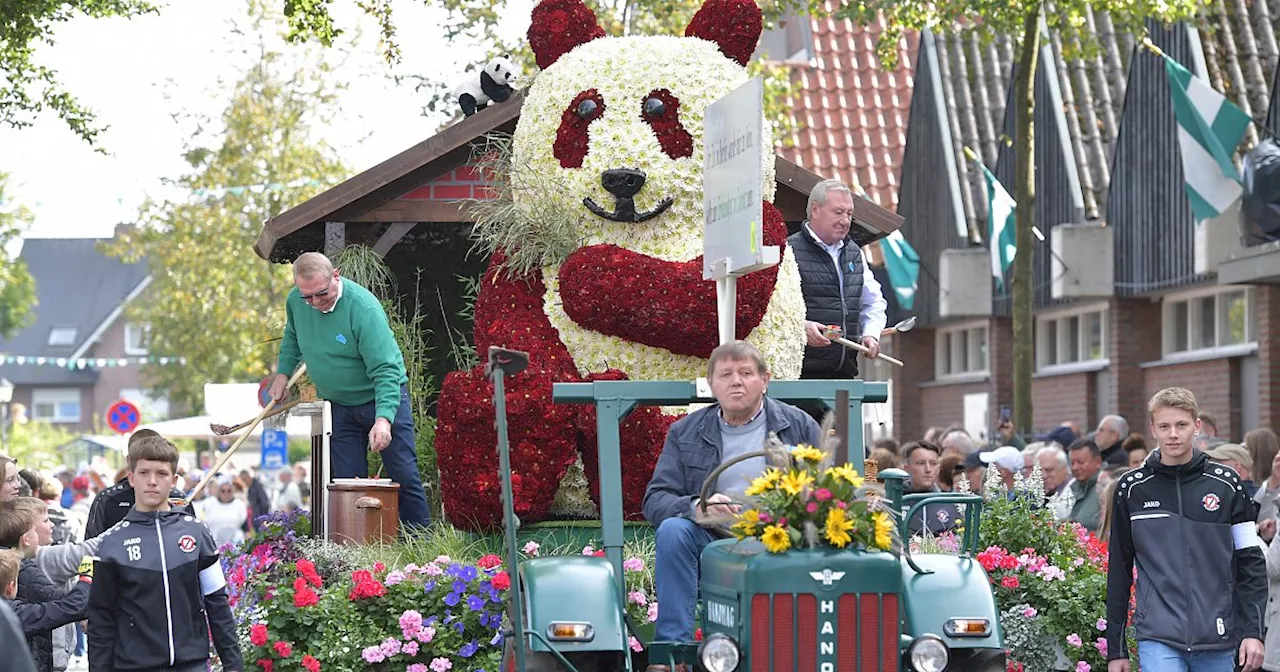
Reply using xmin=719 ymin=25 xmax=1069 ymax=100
xmin=265 ymin=252 xmax=431 ymax=528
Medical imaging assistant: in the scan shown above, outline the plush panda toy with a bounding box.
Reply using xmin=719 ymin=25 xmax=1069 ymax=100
xmin=452 ymin=56 xmax=520 ymax=117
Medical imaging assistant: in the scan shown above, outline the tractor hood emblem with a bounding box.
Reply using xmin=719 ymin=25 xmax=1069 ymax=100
xmin=809 ymin=569 xmax=846 ymax=586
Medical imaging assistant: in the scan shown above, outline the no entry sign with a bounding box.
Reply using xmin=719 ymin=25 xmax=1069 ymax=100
xmin=107 ymin=399 xmax=140 ymax=434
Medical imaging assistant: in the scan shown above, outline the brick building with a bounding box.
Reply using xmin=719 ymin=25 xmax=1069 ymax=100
xmin=886 ymin=12 xmax=1280 ymax=444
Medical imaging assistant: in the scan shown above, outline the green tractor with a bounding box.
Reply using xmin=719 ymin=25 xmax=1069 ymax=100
xmin=488 ymin=346 xmax=1005 ymax=672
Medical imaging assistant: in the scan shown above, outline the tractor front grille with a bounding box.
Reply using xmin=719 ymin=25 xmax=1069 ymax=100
xmin=750 ymin=592 xmax=899 ymax=671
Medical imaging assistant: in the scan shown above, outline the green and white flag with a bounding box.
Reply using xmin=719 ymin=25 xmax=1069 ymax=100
xmin=1163 ymin=55 xmax=1250 ymax=221
xmin=878 ymin=230 xmax=920 ymax=310
xmin=977 ymin=162 xmax=1017 ymax=291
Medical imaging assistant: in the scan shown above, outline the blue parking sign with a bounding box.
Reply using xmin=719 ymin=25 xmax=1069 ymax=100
xmin=261 ymin=428 xmax=289 ymax=469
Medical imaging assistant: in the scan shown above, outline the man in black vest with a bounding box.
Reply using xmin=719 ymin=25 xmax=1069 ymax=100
xmin=786 ymin=178 xmax=888 ymax=380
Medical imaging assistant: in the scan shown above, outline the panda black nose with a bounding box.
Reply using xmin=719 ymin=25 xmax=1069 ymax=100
xmin=601 ymin=169 xmax=646 ymax=200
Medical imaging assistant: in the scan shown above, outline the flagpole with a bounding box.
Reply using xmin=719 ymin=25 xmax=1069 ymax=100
xmin=1139 ymin=37 xmax=1280 ymax=141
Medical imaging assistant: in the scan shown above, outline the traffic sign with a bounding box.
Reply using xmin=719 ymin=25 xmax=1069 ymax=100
xmin=258 ymin=378 xmax=274 ymax=408
xmin=106 ymin=400 xmax=140 ymax=434
xmin=261 ymin=428 xmax=288 ymax=469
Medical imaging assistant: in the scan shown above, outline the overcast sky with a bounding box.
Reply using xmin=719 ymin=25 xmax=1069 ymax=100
xmin=0 ymin=0 xmax=533 ymax=240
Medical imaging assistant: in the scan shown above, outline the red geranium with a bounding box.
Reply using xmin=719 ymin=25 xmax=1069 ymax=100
xmin=258 ymin=659 xmax=273 ymax=672
xmin=301 ymin=655 xmax=321 ymax=672
xmin=273 ymin=641 xmax=293 ymax=658
xmin=684 ymin=0 xmax=762 ymax=66
xmin=250 ymin=623 xmax=268 ymax=647
xmin=477 ymin=554 xmax=503 ymax=570
xmin=349 ymin=569 xmax=387 ymax=600
xmin=528 ymin=0 xmax=605 ymax=69
xmin=492 ymin=570 xmax=512 ymax=591
xmin=296 ymin=559 xmax=322 ymax=587
xmin=292 ymin=577 xmax=319 ymax=608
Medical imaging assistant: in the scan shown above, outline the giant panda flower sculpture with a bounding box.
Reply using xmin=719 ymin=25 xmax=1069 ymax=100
xmin=434 ymin=0 xmax=807 ymax=530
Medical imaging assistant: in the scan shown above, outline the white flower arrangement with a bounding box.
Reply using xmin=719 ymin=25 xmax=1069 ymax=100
xmin=512 ymin=33 xmax=804 ymax=382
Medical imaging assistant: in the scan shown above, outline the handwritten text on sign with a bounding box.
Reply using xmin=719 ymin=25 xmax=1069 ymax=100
xmin=702 ymin=77 xmax=773 ymax=280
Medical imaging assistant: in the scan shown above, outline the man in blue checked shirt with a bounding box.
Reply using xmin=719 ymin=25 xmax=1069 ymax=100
xmin=786 ymin=178 xmax=888 ymax=380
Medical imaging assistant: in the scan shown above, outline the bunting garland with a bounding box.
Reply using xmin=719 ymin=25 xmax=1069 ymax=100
xmin=0 ymin=355 xmax=188 ymax=369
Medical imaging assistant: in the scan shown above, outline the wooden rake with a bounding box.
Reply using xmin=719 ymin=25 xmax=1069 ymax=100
xmin=188 ymin=363 xmax=309 ymax=501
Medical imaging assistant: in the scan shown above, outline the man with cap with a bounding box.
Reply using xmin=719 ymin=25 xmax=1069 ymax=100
xmin=978 ymin=446 xmax=1024 ymax=493
xmin=1066 ymin=438 xmax=1103 ymax=532
xmin=1037 ymin=425 xmax=1078 ymax=453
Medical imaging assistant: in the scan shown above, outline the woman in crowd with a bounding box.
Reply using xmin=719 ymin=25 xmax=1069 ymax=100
xmin=199 ymin=474 xmax=249 ymax=549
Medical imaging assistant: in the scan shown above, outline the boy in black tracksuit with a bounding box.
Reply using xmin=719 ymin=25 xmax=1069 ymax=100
xmin=1106 ymin=387 xmax=1268 ymax=672
xmin=84 ymin=428 xmax=195 ymax=540
xmin=88 ymin=436 xmax=242 ymax=672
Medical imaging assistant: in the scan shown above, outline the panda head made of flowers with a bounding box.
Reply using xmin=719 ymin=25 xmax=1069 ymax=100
xmin=514 ymin=0 xmax=774 ymax=262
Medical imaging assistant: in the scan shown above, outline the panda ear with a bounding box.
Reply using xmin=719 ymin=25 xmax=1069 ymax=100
xmin=685 ymin=0 xmax=762 ymax=66
xmin=528 ymin=0 xmax=605 ymax=69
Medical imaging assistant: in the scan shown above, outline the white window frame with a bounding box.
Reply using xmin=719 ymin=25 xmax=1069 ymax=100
xmin=1035 ymin=303 xmax=1109 ymax=373
xmin=934 ymin=321 xmax=990 ymax=380
xmin=31 ymin=388 xmax=81 ymax=424
xmin=1161 ymin=285 xmax=1257 ymax=358
xmin=124 ymin=322 xmax=150 ymax=355
xmin=47 ymin=327 xmax=77 ymax=347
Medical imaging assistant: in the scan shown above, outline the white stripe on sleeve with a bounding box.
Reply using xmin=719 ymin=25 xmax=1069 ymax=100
xmin=1232 ymin=522 xmax=1261 ymax=550
xmin=199 ymin=562 xmax=228 ymax=596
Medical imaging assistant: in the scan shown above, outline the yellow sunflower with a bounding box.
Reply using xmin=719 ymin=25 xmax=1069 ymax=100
xmin=824 ymin=507 xmax=854 ymax=548
xmin=829 ymin=464 xmax=864 ymax=488
xmin=779 ymin=470 xmax=814 ymax=496
xmin=761 ymin=524 xmax=791 ymax=553
xmin=732 ymin=509 xmax=761 ymax=538
xmin=744 ymin=468 xmax=782 ymax=496
xmin=873 ymin=511 xmax=894 ymax=550
xmin=790 ymin=444 xmax=824 ymax=464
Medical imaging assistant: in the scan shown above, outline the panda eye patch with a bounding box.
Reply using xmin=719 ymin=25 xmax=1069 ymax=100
xmin=640 ymin=89 xmax=692 ymax=160
xmin=555 ymin=89 xmax=606 ymax=168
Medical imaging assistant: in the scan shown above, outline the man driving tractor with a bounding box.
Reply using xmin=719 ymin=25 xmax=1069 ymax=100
xmin=641 ymin=341 xmax=821 ymax=672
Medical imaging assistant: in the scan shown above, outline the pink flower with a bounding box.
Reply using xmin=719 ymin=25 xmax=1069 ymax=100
xmin=430 ymin=657 xmax=453 ymax=672
xmin=379 ymin=637 xmax=401 ymax=656
xmin=522 ymin=541 xmax=541 ymax=556
xmin=835 ymin=501 xmax=847 ymax=509
xmin=361 ymin=646 xmax=385 ymax=663
xmin=1076 ymin=662 xmax=1091 ymax=672
xmin=806 ymin=502 xmax=819 ymax=513
xmin=273 ymin=641 xmax=292 ymax=658
xmin=404 ymin=563 xmax=421 ymax=573
xmin=628 ymin=591 xmax=647 ymax=605
xmin=434 ymin=555 xmax=452 ymax=564
xmin=1096 ymin=618 xmax=1107 ymax=631
xmin=402 ymin=640 xmax=420 ymax=656
xmin=758 ymin=513 xmax=772 ymax=523
xmin=814 ymin=488 xmax=832 ymax=501
xmin=581 ymin=545 xmax=596 ymax=555
xmin=400 ymin=610 xmax=424 ymax=637
xmin=1021 ymin=606 xmax=1037 ymax=618
xmin=385 ymin=571 xmax=406 ymax=586
xmin=1000 ymin=576 xmax=1020 ymax=589
xmin=408 ymin=665 xmax=428 ymax=672
xmin=623 ymin=557 xmax=644 ymax=572
xmin=423 ymin=563 xmax=443 ymax=577
xmin=629 ymin=636 xmax=644 ymax=652
xmin=647 ymin=602 xmax=658 ymax=622
xmin=1066 ymin=633 xmax=1082 ymax=648
xmin=414 ymin=626 xmax=436 ymax=643
xmin=1094 ymin=638 xmax=1107 ymax=656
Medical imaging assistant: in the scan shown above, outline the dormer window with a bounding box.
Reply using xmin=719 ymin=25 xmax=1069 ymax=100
xmin=48 ymin=327 xmax=77 ymax=347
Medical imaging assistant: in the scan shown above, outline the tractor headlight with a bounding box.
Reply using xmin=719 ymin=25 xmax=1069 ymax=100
xmin=546 ymin=622 xmax=593 ymax=641
xmin=698 ymin=633 xmax=740 ymax=672
xmin=907 ymin=634 xmax=949 ymax=672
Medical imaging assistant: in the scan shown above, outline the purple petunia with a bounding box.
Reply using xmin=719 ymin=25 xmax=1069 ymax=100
xmin=452 ymin=579 xmax=468 ymax=594
xmin=468 ymin=595 xmax=486 ymax=611
xmin=444 ymin=592 xmax=461 ymax=606
xmin=459 ymin=565 xmax=478 ymax=582
xmin=460 ymin=640 xmax=479 ymax=658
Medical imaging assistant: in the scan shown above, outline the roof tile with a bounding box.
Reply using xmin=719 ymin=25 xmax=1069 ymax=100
xmin=778 ymin=9 xmax=917 ymax=211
